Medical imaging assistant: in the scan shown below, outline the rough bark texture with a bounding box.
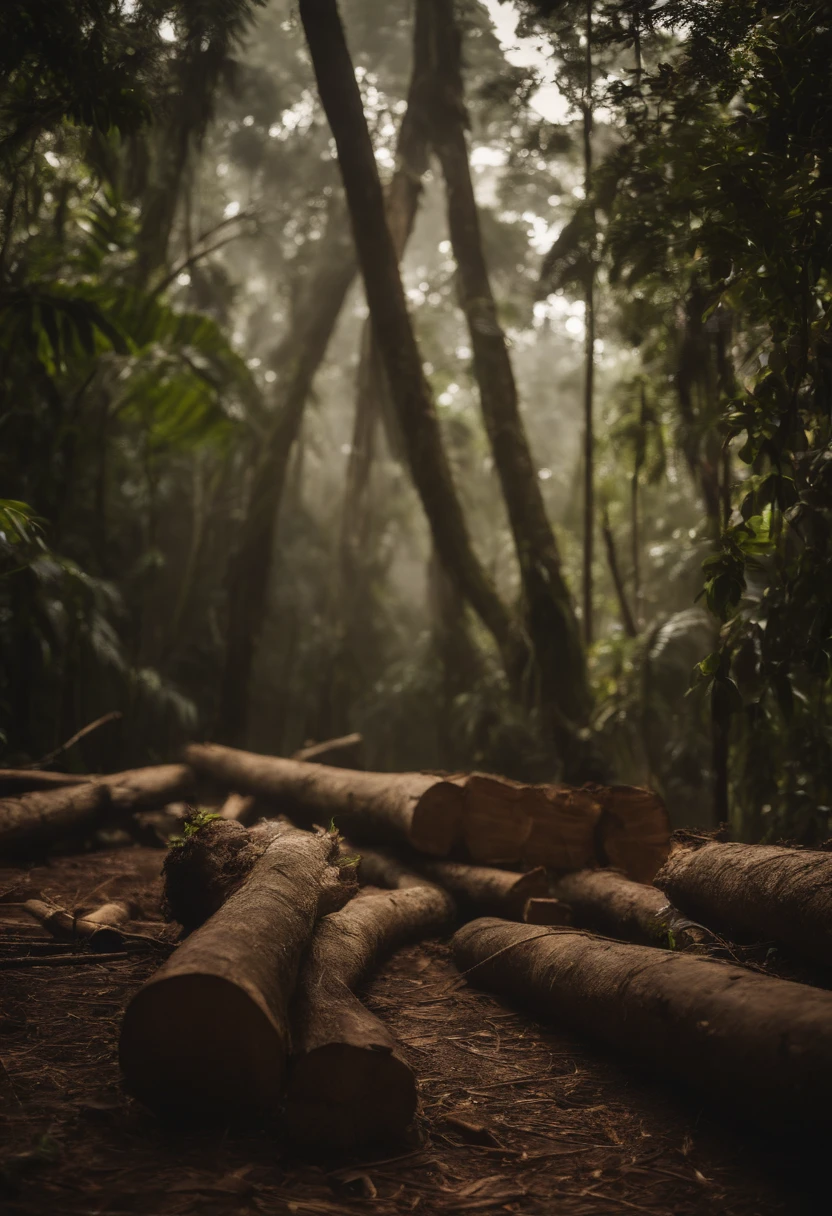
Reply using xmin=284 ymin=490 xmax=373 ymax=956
xmin=551 ymin=869 xmax=713 ymax=950
xmin=119 ymin=822 xmax=348 ymax=1112
xmin=185 ymin=743 xmax=465 ymax=855
xmin=218 ymin=204 xmax=357 ymax=746
xmin=0 ymin=784 xmax=109 ymax=854
xmin=286 ymin=885 xmax=454 ymax=1149
xmin=654 ymin=838 xmax=832 ymax=967
xmin=421 ymin=0 xmax=591 ymax=732
xmin=102 ymin=764 xmax=195 ymax=812
xmin=453 ymin=918 xmax=832 ymax=1132
xmin=591 ymin=784 xmax=671 ymax=883
xmin=354 ymin=845 xmax=547 ymax=922
xmin=0 ymin=769 xmax=90 ymax=797
xmin=298 ymin=0 xmax=526 ymax=684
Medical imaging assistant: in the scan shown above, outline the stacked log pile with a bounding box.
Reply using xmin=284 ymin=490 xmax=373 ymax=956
xmin=4 ymin=742 xmax=832 ymax=1146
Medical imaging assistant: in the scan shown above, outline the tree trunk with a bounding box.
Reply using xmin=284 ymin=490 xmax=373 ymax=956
xmin=184 ymin=743 xmax=465 ymax=855
xmin=0 ymin=784 xmax=109 ymax=854
xmin=421 ymin=0 xmax=591 ymax=732
xmin=286 ymin=884 xmax=453 ymax=1150
xmin=582 ymin=0 xmax=596 ymax=647
xmin=298 ymin=0 xmax=526 ymax=687
xmin=0 ymin=769 xmax=90 ymax=798
xmin=354 ymin=844 xmax=549 ymax=922
xmin=119 ymin=821 xmax=348 ymax=1113
xmin=551 ymin=869 xmax=715 ymax=950
xmin=591 ymin=783 xmax=672 ymax=884
xmin=654 ymin=838 xmax=832 ymax=967
xmin=453 ymin=917 xmax=832 ymax=1133
xmin=601 ymin=508 xmax=637 ymax=638
xmin=460 ymin=773 xmax=602 ymax=870
xmin=218 ymin=207 xmax=357 ymax=745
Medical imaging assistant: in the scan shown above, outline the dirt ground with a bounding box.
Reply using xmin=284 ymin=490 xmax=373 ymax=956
xmin=0 ymin=845 xmax=824 ymax=1215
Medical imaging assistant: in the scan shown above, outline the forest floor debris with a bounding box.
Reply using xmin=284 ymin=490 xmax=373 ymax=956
xmin=0 ymin=846 xmax=823 ymax=1215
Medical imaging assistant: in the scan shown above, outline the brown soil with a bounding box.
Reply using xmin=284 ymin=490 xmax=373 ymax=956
xmin=0 ymin=846 xmax=823 ymax=1215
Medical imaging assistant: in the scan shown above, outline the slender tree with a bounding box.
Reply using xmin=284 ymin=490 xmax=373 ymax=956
xmin=218 ymin=207 xmax=357 ymax=744
xmin=298 ymin=0 xmax=528 ymax=690
xmin=420 ymin=0 xmax=592 ymax=728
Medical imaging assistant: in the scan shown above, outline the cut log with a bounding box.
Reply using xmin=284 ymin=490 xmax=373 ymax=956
xmin=523 ymin=897 xmax=572 ymax=926
xmin=0 ymin=784 xmax=110 ymax=854
xmin=591 ymin=784 xmax=671 ymax=883
xmin=120 ymin=820 xmax=352 ymax=1112
xmin=453 ymin=918 xmax=832 ymax=1132
xmin=293 ymin=732 xmax=364 ymax=769
xmin=0 ymin=769 xmax=89 ymax=797
xmin=354 ymin=846 xmax=549 ymax=922
xmin=184 ymin=743 xmax=464 ymax=855
xmin=103 ymin=764 xmax=195 ymax=812
xmin=654 ymin=838 xmax=832 ymax=967
xmin=459 ymin=774 xmax=601 ymax=869
xmin=551 ymin=869 xmax=714 ymax=950
xmin=286 ymin=884 xmax=453 ymax=1149
xmin=23 ymin=897 xmax=132 ymax=952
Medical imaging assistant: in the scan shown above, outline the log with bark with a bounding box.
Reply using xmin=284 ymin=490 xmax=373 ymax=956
xmin=103 ymin=764 xmax=195 ymax=812
xmin=354 ymin=845 xmax=550 ymax=922
xmin=0 ymin=783 xmax=110 ymax=854
xmin=286 ymin=884 xmax=453 ymax=1150
xmin=0 ymin=769 xmax=90 ymax=798
xmin=120 ymin=819 xmax=353 ymax=1112
xmin=23 ymin=897 xmax=134 ymax=952
xmin=184 ymin=743 xmax=464 ymax=855
xmin=453 ymin=918 xmax=832 ymax=1132
xmin=551 ymin=869 xmax=714 ymax=950
xmin=654 ymin=837 xmax=832 ymax=967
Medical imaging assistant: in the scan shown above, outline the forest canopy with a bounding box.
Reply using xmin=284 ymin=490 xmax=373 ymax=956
xmin=1 ymin=0 xmax=829 ymax=844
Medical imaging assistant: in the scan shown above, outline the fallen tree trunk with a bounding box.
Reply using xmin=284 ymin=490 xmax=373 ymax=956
xmin=552 ymin=869 xmax=714 ymax=950
xmin=0 ymin=784 xmax=110 ymax=854
xmin=0 ymin=769 xmax=89 ymax=797
xmin=219 ymin=792 xmax=257 ymax=824
xmin=24 ymin=898 xmax=133 ymax=952
xmin=591 ymin=785 xmax=672 ymax=883
xmin=355 ymin=846 xmax=557 ymax=924
xmin=453 ymin=918 xmax=832 ymax=1132
xmin=102 ymin=764 xmax=195 ymax=812
xmin=120 ymin=820 xmax=351 ymax=1112
xmin=286 ymin=884 xmax=453 ymax=1149
xmin=184 ymin=743 xmax=464 ymax=855
xmin=459 ymin=774 xmax=601 ymax=870
xmin=654 ymin=838 xmax=832 ymax=967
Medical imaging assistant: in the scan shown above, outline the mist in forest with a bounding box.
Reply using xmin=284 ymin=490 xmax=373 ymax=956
xmin=1 ymin=0 xmax=830 ymax=844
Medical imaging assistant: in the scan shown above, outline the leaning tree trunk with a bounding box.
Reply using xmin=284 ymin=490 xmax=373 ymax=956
xmin=453 ymin=918 xmax=832 ymax=1133
xmin=185 ymin=743 xmax=464 ymax=855
xmin=120 ymin=821 xmax=350 ymax=1112
xmin=654 ymin=838 xmax=832 ymax=968
xmin=286 ymin=884 xmax=453 ymax=1149
xmin=298 ymin=0 xmax=527 ymax=688
xmin=218 ymin=203 xmax=357 ymax=746
xmin=421 ymin=0 xmax=591 ymax=738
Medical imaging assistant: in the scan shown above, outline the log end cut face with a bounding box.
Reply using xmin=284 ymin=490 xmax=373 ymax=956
xmin=285 ymin=1041 xmax=417 ymax=1152
xmin=410 ymin=779 xmax=465 ymax=856
xmin=119 ymin=972 xmax=286 ymax=1114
